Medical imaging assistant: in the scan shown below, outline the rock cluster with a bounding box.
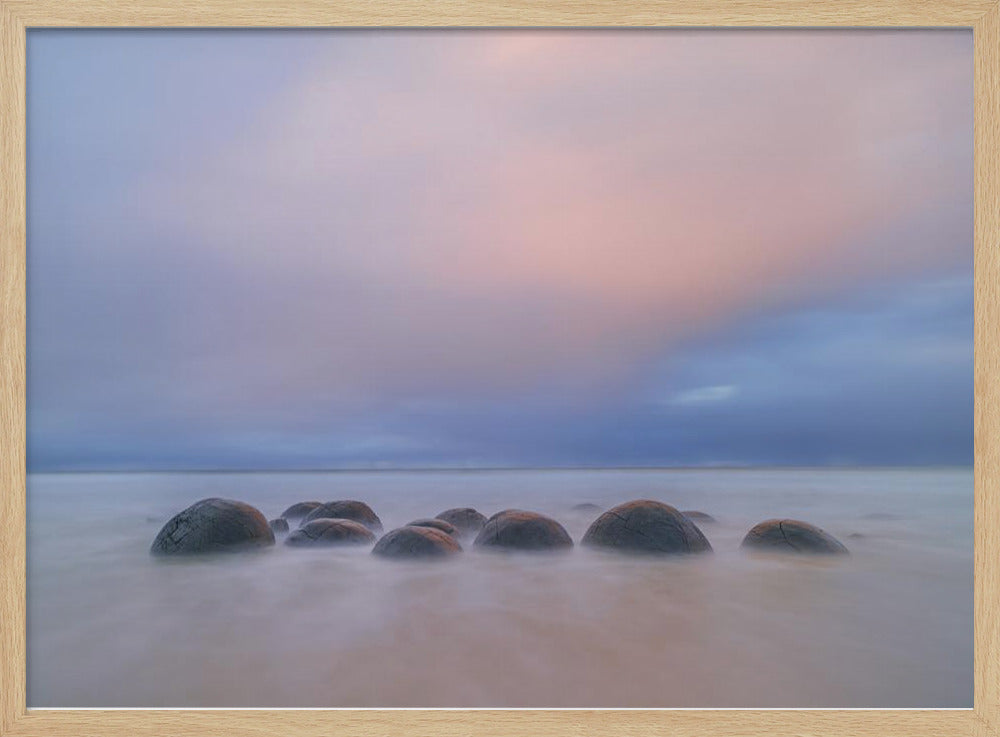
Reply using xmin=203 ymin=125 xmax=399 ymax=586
xmin=150 ymin=495 xmax=853 ymax=562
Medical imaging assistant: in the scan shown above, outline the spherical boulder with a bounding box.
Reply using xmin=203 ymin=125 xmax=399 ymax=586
xmin=682 ymin=510 xmax=716 ymax=523
xmin=741 ymin=519 xmax=849 ymax=555
xmin=286 ymin=518 xmax=376 ymax=547
xmin=280 ymin=501 xmax=322 ymax=521
xmin=150 ymin=498 xmax=275 ymax=556
xmin=582 ymin=500 xmax=711 ymax=555
xmin=301 ymin=500 xmax=383 ymax=532
xmin=372 ymin=526 xmax=462 ymax=559
xmin=435 ymin=507 xmax=488 ymax=538
xmin=269 ymin=518 xmax=290 ymax=534
xmin=474 ymin=509 xmax=573 ymax=551
xmin=407 ymin=518 xmax=459 ymax=537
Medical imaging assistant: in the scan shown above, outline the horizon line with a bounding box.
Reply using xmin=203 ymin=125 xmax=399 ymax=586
xmin=26 ymin=463 xmax=974 ymax=475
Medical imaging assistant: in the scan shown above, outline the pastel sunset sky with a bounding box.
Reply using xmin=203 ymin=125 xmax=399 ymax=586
xmin=26 ymin=30 xmax=973 ymax=470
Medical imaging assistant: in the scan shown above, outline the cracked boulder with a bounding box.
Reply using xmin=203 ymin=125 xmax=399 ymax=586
xmin=582 ymin=500 xmax=711 ymax=555
xmin=280 ymin=501 xmax=322 ymax=521
xmin=150 ymin=498 xmax=275 ymax=555
xmin=741 ymin=519 xmax=849 ymax=555
xmin=474 ymin=510 xmax=573 ymax=551
xmin=435 ymin=507 xmax=488 ymax=539
xmin=285 ymin=518 xmax=376 ymax=547
xmin=407 ymin=518 xmax=459 ymax=537
xmin=372 ymin=526 xmax=463 ymax=559
xmin=301 ymin=500 xmax=383 ymax=532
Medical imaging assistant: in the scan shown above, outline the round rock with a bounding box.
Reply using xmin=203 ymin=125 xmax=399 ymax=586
xmin=582 ymin=500 xmax=712 ymax=555
xmin=302 ymin=500 xmax=383 ymax=532
xmin=681 ymin=510 xmax=716 ymax=523
xmin=474 ymin=509 xmax=573 ymax=551
xmin=286 ymin=518 xmax=376 ymax=547
xmin=407 ymin=518 xmax=459 ymax=537
xmin=435 ymin=507 xmax=488 ymax=538
xmin=280 ymin=501 xmax=322 ymax=521
xmin=150 ymin=498 xmax=275 ymax=556
xmin=269 ymin=518 xmax=290 ymax=534
xmin=741 ymin=519 xmax=849 ymax=555
xmin=372 ymin=526 xmax=462 ymax=559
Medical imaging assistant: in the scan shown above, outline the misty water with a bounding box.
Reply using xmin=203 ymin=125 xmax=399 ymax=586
xmin=27 ymin=468 xmax=971 ymax=708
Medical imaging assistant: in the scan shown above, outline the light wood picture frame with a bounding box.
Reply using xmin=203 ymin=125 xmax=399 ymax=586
xmin=1 ymin=1 xmax=997 ymax=735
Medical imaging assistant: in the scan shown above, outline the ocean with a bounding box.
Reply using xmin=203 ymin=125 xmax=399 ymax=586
xmin=26 ymin=467 xmax=972 ymax=707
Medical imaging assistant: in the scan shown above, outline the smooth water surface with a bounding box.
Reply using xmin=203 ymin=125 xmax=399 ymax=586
xmin=27 ymin=468 xmax=971 ymax=707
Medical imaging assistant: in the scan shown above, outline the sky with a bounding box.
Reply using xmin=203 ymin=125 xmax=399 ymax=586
xmin=25 ymin=30 xmax=973 ymax=471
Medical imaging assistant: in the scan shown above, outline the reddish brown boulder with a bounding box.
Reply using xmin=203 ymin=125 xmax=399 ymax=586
xmin=372 ymin=526 xmax=462 ymax=559
xmin=474 ymin=510 xmax=573 ymax=551
xmin=582 ymin=500 xmax=711 ymax=555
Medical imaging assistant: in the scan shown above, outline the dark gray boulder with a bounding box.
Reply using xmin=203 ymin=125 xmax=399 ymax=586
xmin=301 ymin=500 xmax=383 ymax=532
xmin=280 ymin=501 xmax=322 ymax=521
xmin=681 ymin=510 xmax=716 ymax=523
xmin=474 ymin=510 xmax=573 ymax=551
xmin=435 ymin=507 xmax=488 ymax=538
xmin=372 ymin=526 xmax=462 ymax=559
xmin=572 ymin=503 xmax=603 ymax=513
xmin=285 ymin=518 xmax=376 ymax=547
xmin=741 ymin=519 xmax=849 ymax=555
xmin=407 ymin=518 xmax=459 ymax=537
xmin=150 ymin=498 xmax=275 ymax=556
xmin=582 ymin=500 xmax=711 ymax=555
xmin=269 ymin=518 xmax=290 ymax=534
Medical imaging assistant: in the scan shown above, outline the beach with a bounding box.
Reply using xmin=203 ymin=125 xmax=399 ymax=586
xmin=26 ymin=467 xmax=971 ymax=708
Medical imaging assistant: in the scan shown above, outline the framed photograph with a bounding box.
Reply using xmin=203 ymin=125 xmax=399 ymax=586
xmin=1 ymin=1 xmax=998 ymax=735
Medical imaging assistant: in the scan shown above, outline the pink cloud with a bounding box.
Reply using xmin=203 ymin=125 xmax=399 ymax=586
xmin=139 ymin=30 xmax=971 ymax=410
